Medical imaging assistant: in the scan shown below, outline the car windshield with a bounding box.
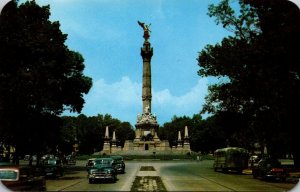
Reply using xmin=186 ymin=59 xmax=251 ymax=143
xmin=95 ymin=159 xmax=111 ymax=165
xmin=114 ymin=159 xmax=123 ymax=164
xmin=0 ymin=170 xmax=18 ymax=180
xmin=44 ymin=159 xmax=59 ymax=165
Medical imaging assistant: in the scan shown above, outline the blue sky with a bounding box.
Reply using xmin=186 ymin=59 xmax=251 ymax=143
xmin=14 ymin=0 xmax=300 ymax=126
xmin=27 ymin=0 xmax=232 ymax=126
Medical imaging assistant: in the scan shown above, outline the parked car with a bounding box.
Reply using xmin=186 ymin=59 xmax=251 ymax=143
xmin=88 ymin=164 xmax=117 ymax=183
xmin=0 ymin=165 xmax=46 ymax=191
xmin=65 ymin=155 xmax=76 ymax=165
xmin=248 ymin=155 xmax=261 ymax=168
xmin=252 ymin=158 xmax=288 ymax=181
xmin=23 ymin=155 xmax=37 ymax=161
xmin=40 ymin=158 xmax=64 ymax=178
xmin=86 ymin=158 xmax=96 ymax=172
xmin=110 ymin=155 xmax=125 ymax=174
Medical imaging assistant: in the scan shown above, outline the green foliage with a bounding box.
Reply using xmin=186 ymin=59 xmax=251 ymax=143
xmin=198 ymin=0 xmax=300 ymax=166
xmin=60 ymin=114 xmax=135 ymax=155
xmin=159 ymin=114 xmax=228 ymax=153
xmin=159 ymin=116 xmax=192 ymax=147
xmin=0 ymin=1 xmax=92 ymax=159
xmin=207 ymin=0 xmax=260 ymax=40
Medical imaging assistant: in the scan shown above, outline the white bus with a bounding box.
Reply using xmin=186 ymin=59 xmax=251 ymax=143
xmin=213 ymin=147 xmax=248 ymax=173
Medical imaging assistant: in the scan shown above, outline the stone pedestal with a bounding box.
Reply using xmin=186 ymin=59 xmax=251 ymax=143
xmin=102 ymin=142 xmax=110 ymax=154
xmin=123 ymin=140 xmax=134 ymax=151
xmin=111 ymin=145 xmax=121 ymax=153
xmin=183 ymin=142 xmax=191 ymax=152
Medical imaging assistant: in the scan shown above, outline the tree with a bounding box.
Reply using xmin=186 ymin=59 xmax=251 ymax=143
xmin=115 ymin=122 xmax=135 ymax=147
xmin=0 ymin=1 xmax=92 ymax=162
xmin=60 ymin=114 xmax=135 ymax=155
xmin=158 ymin=114 xmax=229 ymax=153
xmin=198 ymin=0 xmax=300 ymax=167
xmin=159 ymin=116 xmax=192 ymax=148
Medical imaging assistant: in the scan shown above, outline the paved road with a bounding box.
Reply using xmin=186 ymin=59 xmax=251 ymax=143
xmin=157 ymin=160 xmax=296 ymax=191
xmin=46 ymin=160 xmax=140 ymax=191
xmin=46 ymin=160 xmax=298 ymax=191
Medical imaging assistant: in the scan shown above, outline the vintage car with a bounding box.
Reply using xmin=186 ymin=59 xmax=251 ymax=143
xmin=86 ymin=158 xmax=96 ymax=172
xmin=252 ymin=158 xmax=288 ymax=181
xmin=248 ymin=155 xmax=261 ymax=168
xmin=0 ymin=165 xmax=46 ymax=191
xmin=88 ymin=164 xmax=117 ymax=184
xmin=65 ymin=155 xmax=76 ymax=165
xmin=110 ymin=155 xmax=125 ymax=174
xmin=40 ymin=158 xmax=64 ymax=178
xmin=86 ymin=157 xmax=116 ymax=172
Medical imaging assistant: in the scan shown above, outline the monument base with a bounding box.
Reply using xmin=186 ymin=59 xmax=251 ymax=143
xmin=102 ymin=142 xmax=111 ymax=154
xmin=111 ymin=139 xmax=170 ymax=154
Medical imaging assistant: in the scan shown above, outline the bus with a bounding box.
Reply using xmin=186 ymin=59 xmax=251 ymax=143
xmin=213 ymin=147 xmax=248 ymax=173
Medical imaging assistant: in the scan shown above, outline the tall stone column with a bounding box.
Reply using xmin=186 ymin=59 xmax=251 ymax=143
xmin=135 ymin=21 xmax=160 ymax=148
xmin=141 ymin=41 xmax=153 ymax=113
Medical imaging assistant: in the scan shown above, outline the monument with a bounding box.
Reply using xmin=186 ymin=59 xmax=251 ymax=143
xmin=132 ymin=21 xmax=163 ymax=150
xmin=122 ymin=21 xmax=169 ymax=152
xmin=100 ymin=21 xmax=192 ymax=154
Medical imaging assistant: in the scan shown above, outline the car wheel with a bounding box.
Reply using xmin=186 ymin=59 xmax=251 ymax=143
xmin=89 ymin=179 xmax=94 ymax=184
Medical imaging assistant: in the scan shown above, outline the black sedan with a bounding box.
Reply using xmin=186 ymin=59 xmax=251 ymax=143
xmin=110 ymin=155 xmax=125 ymax=174
xmin=40 ymin=158 xmax=64 ymax=178
xmin=252 ymin=158 xmax=288 ymax=181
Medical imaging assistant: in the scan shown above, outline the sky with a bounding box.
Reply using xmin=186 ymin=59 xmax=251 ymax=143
xmin=14 ymin=0 xmax=298 ymax=126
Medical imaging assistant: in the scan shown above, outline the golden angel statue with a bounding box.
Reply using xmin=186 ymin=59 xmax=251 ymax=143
xmin=138 ymin=20 xmax=151 ymax=40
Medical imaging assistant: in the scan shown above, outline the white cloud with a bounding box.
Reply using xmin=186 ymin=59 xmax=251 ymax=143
xmin=153 ymin=78 xmax=208 ymax=121
xmin=81 ymin=76 xmax=208 ymax=125
xmin=85 ymin=76 xmax=141 ymax=108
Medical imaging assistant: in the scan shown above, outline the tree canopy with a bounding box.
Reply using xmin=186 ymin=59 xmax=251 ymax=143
xmin=0 ymin=1 xmax=92 ymax=161
xmin=159 ymin=115 xmax=228 ymax=153
xmin=198 ymin=0 xmax=300 ymax=166
xmin=61 ymin=114 xmax=135 ymax=155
